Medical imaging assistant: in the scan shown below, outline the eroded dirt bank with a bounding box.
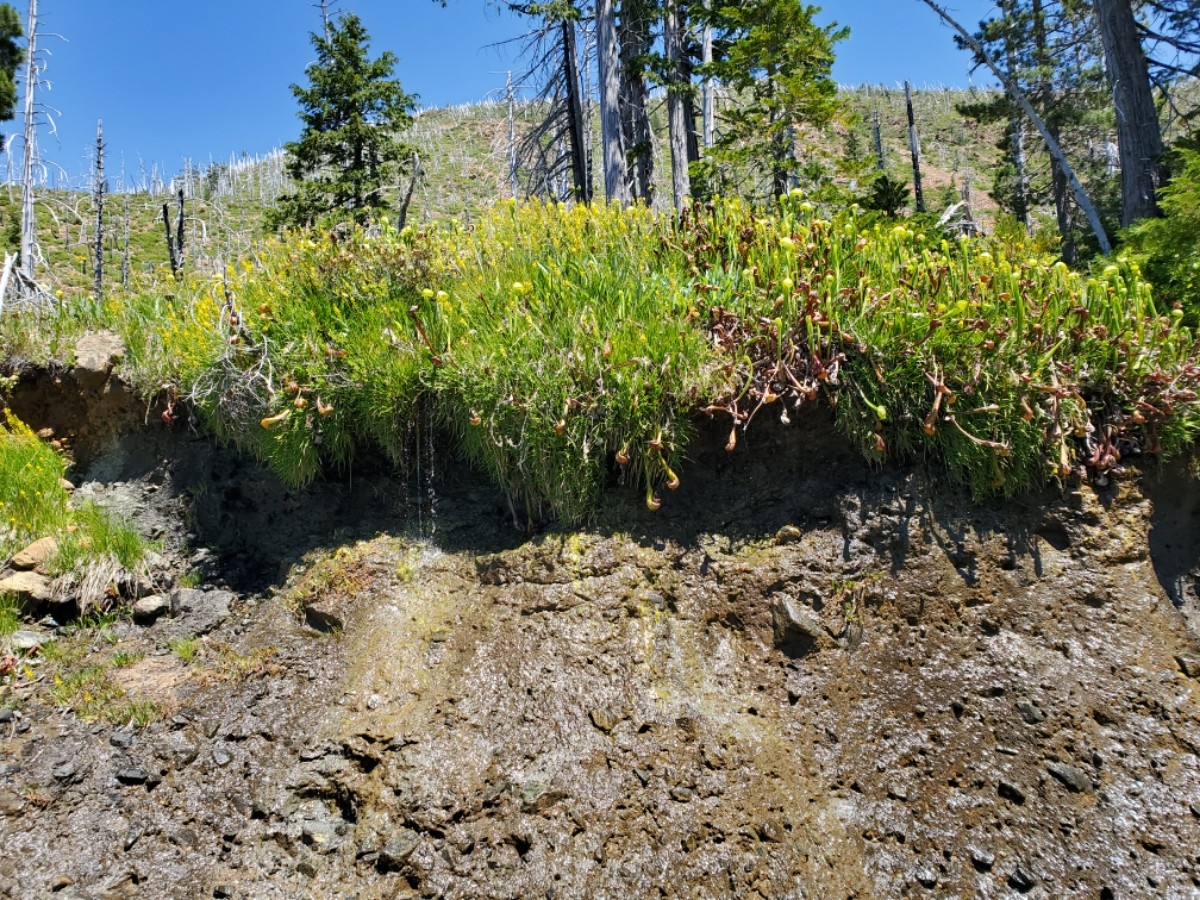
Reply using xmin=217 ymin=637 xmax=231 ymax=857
xmin=2 ymin=381 xmax=1200 ymax=899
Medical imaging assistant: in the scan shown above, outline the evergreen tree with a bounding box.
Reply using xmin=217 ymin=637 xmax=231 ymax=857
xmin=700 ymin=0 xmax=846 ymax=200
xmin=0 ymin=4 xmax=22 ymax=124
xmin=272 ymin=13 xmax=416 ymax=229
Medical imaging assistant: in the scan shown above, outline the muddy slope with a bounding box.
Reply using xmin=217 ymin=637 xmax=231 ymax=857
xmin=2 ymin=404 xmax=1200 ymax=899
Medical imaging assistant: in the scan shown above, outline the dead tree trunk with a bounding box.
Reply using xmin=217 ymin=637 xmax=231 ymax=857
xmin=397 ymin=151 xmax=420 ymax=230
xmin=93 ymin=120 xmax=105 ymax=300
xmin=619 ymin=0 xmax=653 ymax=202
xmin=702 ymin=0 xmax=714 ymax=149
xmin=917 ymin=0 xmax=1112 ymax=254
xmin=18 ymin=0 xmax=37 ymax=281
xmin=1093 ymin=0 xmax=1166 ymax=225
xmin=122 ymin=193 xmax=130 ymax=289
xmin=162 ymin=204 xmax=180 ymax=278
xmin=665 ymin=0 xmax=691 ymax=211
xmin=562 ymin=18 xmax=591 ymax=203
xmin=873 ymin=109 xmax=885 ymax=170
xmin=1031 ymin=0 xmax=1076 ymax=262
xmin=595 ymin=0 xmax=629 ymax=204
xmin=905 ymin=81 xmax=926 ymax=213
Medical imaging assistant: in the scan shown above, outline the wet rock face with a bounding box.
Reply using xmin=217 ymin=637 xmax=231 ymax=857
xmin=1 ymin=417 xmax=1199 ymax=898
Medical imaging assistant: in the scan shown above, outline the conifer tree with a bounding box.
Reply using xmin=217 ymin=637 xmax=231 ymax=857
xmin=272 ymin=12 xmax=416 ymax=228
xmin=700 ymin=0 xmax=846 ymax=199
xmin=0 ymin=4 xmax=22 ymax=124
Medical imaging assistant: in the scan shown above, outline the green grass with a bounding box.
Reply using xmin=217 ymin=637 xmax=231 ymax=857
xmin=0 ymin=410 xmax=71 ymax=559
xmin=48 ymin=663 xmax=159 ymax=725
xmin=0 ymin=593 xmax=18 ymax=637
xmin=0 ymin=410 xmax=151 ymax=611
xmin=51 ymin=502 xmax=151 ymax=574
xmin=168 ymin=636 xmax=199 ymax=662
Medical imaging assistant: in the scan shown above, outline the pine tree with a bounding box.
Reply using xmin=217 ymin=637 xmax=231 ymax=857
xmin=700 ymin=0 xmax=846 ymax=200
xmin=0 ymin=4 xmax=22 ymax=124
xmin=272 ymin=12 xmax=416 ymax=229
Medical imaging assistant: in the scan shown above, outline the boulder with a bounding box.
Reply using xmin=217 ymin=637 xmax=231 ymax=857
xmin=152 ymin=588 xmax=233 ymax=641
xmin=11 ymin=537 xmax=58 ymax=571
xmin=0 ymin=571 xmax=52 ymax=605
xmin=10 ymin=629 xmax=54 ymax=652
xmin=132 ymin=594 xmax=168 ymax=622
xmin=73 ymin=330 xmax=125 ymax=389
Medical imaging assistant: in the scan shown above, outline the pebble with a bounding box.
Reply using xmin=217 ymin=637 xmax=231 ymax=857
xmin=1046 ymin=762 xmax=1091 ymax=793
xmin=914 ymin=865 xmax=938 ymax=888
xmin=998 ymin=780 xmax=1026 ymax=805
xmin=1015 ymin=700 xmax=1046 ymax=724
xmin=969 ymin=845 xmax=995 ymax=871
xmin=116 ymin=766 xmax=149 ymax=785
xmin=1008 ymin=866 xmax=1037 ymax=892
xmin=589 ymin=708 xmax=618 ymax=733
xmin=1176 ymin=653 xmax=1200 ymax=679
xmin=110 ymin=730 xmax=135 ymax=749
xmin=52 ymin=760 xmax=78 ymax=782
xmin=213 ymin=747 xmax=234 ymax=768
xmin=0 ymin=708 xmax=13 ymax=724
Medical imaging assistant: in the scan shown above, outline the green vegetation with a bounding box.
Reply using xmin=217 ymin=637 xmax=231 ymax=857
xmin=0 ymin=592 xmax=18 ymax=636
xmin=48 ymin=663 xmax=158 ymax=725
xmin=0 ymin=4 xmax=22 ymax=124
xmin=271 ymin=11 xmax=417 ymax=229
xmin=1124 ymin=147 xmax=1200 ymax=322
xmin=168 ymin=636 xmax=199 ymax=662
xmin=60 ymin=194 xmax=1195 ymax=522
xmin=0 ymin=410 xmax=150 ymax=601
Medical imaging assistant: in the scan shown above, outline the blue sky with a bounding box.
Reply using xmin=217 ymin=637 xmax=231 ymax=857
xmin=21 ymin=0 xmax=998 ymax=185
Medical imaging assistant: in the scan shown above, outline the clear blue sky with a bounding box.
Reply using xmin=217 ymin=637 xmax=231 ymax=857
xmin=21 ymin=0 xmax=998 ymax=186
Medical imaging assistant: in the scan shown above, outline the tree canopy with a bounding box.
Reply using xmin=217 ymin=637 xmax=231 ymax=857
xmin=272 ymin=12 xmax=416 ymax=229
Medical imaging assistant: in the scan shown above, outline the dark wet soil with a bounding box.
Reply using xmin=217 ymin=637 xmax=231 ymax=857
xmin=2 ymin=371 xmax=1200 ymax=900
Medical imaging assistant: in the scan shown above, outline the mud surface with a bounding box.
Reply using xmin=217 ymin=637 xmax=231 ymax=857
xmin=3 ymin=397 xmax=1200 ymax=899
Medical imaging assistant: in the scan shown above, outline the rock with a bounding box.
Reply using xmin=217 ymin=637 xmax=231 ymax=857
xmin=116 ymin=766 xmax=149 ymax=785
xmin=49 ymin=875 xmax=74 ymax=891
xmin=0 ymin=789 xmax=22 ymax=816
xmin=11 ymin=537 xmax=58 ymax=571
xmin=155 ymin=588 xmax=233 ymax=640
xmin=59 ymin=478 xmax=75 ymax=494
xmin=1008 ymin=866 xmax=1037 ymax=893
xmin=296 ymin=855 xmax=321 ymax=878
xmin=1015 ymin=700 xmax=1046 ymax=724
xmin=303 ymin=598 xmax=345 ymax=633
xmin=589 ymin=708 xmax=618 ymax=733
xmin=1176 ymin=653 xmax=1200 ymax=679
xmin=1047 ymin=761 xmax=1091 ymax=793
xmin=132 ymin=594 xmax=168 ymax=622
xmin=670 ymin=786 xmax=694 ymax=803
xmin=212 ymin=746 xmax=234 ymax=768
xmin=0 ymin=707 xmax=12 ymax=723
xmin=158 ymin=732 xmax=199 ymax=768
xmin=213 ymin=886 xmax=234 ymax=899
xmin=775 ymin=524 xmax=804 ymax=545
xmin=52 ymin=760 xmax=80 ymax=783
xmin=74 ymin=330 xmax=125 ymax=389
xmin=998 ymin=780 xmax=1026 ymax=805
xmin=379 ymin=828 xmax=421 ymax=869
xmin=914 ymin=865 xmax=938 ymax=888
xmin=109 ymin=729 xmax=135 ymax=749
xmin=770 ymin=595 xmax=833 ymax=658
xmin=969 ymin=845 xmax=995 ymax=871
xmin=10 ymin=629 xmax=54 ymax=652
xmin=0 ymin=571 xmax=52 ymax=605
